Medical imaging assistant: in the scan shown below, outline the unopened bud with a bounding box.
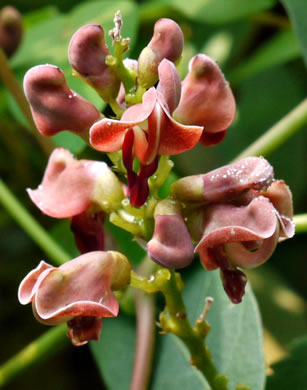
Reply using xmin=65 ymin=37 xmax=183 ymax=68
xmin=24 ymin=64 xmax=100 ymax=137
xmin=173 ymin=54 xmax=236 ymax=146
xmin=147 ymin=199 xmax=194 ymax=269
xmin=171 ymin=157 xmax=274 ymax=204
xmin=138 ymin=18 xmax=184 ymax=88
xmin=68 ymin=24 xmax=120 ymax=102
xmin=0 ymin=6 xmax=23 ymax=58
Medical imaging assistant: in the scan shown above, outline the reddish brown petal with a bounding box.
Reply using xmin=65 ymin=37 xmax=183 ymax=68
xmin=27 ymin=148 xmax=107 ymax=218
xmin=199 ymin=129 xmax=227 ymax=147
xmin=261 ymin=180 xmax=293 ymax=218
xmin=23 ymin=65 xmax=100 ymax=136
xmin=67 ymin=316 xmax=103 ymax=346
xmin=220 ymin=268 xmax=247 ymax=304
xmin=173 ymin=54 xmax=235 ymax=143
xmin=0 ymin=6 xmax=23 ymax=58
xmin=71 ymin=211 xmax=105 ymax=254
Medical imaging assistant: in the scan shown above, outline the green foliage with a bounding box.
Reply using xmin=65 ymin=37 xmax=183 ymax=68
xmin=91 ymin=265 xmax=265 ymax=389
xmin=281 ymin=0 xmax=307 ymax=67
xmin=266 ymin=336 xmax=307 ymax=390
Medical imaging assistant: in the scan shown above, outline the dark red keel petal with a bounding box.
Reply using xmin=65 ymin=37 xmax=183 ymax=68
xmin=71 ymin=211 xmax=105 ymax=254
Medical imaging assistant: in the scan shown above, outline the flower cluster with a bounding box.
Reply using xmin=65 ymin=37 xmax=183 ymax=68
xmin=19 ymin=13 xmax=294 ymax=344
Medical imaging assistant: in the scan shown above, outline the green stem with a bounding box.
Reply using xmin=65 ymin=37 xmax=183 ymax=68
xmin=130 ymin=258 xmax=156 ymax=390
xmin=233 ymin=98 xmax=307 ymax=161
xmin=0 ymin=179 xmax=70 ymax=265
xmin=159 ymin=270 xmax=228 ymax=390
xmin=0 ymin=325 xmax=68 ymax=388
xmin=0 ymin=48 xmax=54 ymax=155
xmin=293 ymin=214 xmax=307 ymax=233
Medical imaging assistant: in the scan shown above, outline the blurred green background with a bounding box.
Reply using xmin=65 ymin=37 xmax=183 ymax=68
xmin=0 ymin=0 xmax=306 ymax=389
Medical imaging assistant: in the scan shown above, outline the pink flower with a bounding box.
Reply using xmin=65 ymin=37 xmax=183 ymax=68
xmin=173 ymin=54 xmax=236 ymax=146
xmin=90 ymin=59 xmax=202 ymax=206
xmin=171 ymin=157 xmax=294 ymax=303
xmin=27 ymin=147 xmax=124 ymax=253
xmin=18 ymin=251 xmax=131 ymax=346
xmin=23 ymin=64 xmax=100 ymax=137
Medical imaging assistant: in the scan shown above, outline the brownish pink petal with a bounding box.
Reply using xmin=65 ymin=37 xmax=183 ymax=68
xmin=27 ymin=148 xmax=109 ymax=218
xmin=157 ymin=59 xmax=181 ymax=114
xmin=138 ymin=18 xmax=184 ymax=88
xmin=171 ymin=157 xmax=274 ymax=204
xmin=196 ymin=197 xmax=279 ymax=269
xmin=23 ymin=64 xmax=100 ymax=136
xmin=147 ymin=214 xmax=194 ymax=268
xmin=173 ymin=54 xmax=236 ymax=145
xmin=0 ymin=6 xmax=23 ymax=58
xmin=68 ymin=24 xmax=120 ymax=101
xmin=33 ymin=252 xmax=128 ymax=323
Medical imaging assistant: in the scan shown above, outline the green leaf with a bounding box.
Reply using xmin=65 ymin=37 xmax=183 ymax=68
xmin=230 ymin=30 xmax=301 ymax=84
xmin=266 ymin=336 xmax=307 ymax=390
xmin=281 ymin=0 xmax=307 ymax=67
xmin=91 ymin=264 xmax=265 ymax=389
xmin=146 ymin=0 xmax=276 ymax=24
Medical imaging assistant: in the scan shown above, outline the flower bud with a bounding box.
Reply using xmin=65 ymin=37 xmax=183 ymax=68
xmin=171 ymin=157 xmax=274 ymax=204
xmin=68 ymin=24 xmax=120 ymax=102
xmin=138 ymin=18 xmax=184 ymax=88
xmin=24 ymin=65 xmax=100 ymax=137
xmin=173 ymin=54 xmax=236 ymax=146
xmin=147 ymin=199 xmax=194 ymax=268
xmin=0 ymin=6 xmax=23 ymax=58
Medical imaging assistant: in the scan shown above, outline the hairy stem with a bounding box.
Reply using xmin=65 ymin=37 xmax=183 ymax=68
xmin=130 ymin=258 xmax=156 ymax=390
xmin=0 ymin=325 xmax=68 ymax=388
xmin=0 ymin=179 xmax=70 ymax=265
xmin=0 ymin=48 xmax=54 ymax=155
xmin=233 ymin=97 xmax=307 ymax=161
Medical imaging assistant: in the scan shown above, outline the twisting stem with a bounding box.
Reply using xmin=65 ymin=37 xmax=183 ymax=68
xmin=0 ymin=179 xmax=70 ymax=266
xmin=293 ymin=214 xmax=307 ymax=233
xmin=233 ymin=97 xmax=307 ymax=161
xmin=0 ymin=325 xmax=68 ymax=388
xmin=0 ymin=48 xmax=54 ymax=155
xmin=130 ymin=257 xmax=156 ymax=390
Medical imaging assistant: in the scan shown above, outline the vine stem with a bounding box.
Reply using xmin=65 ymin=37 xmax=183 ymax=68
xmin=293 ymin=214 xmax=307 ymax=233
xmin=130 ymin=257 xmax=156 ymax=390
xmin=0 ymin=48 xmax=54 ymax=155
xmin=0 ymin=324 xmax=68 ymax=388
xmin=233 ymin=97 xmax=307 ymax=161
xmin=0 ymin=179 xmax=70 ymax=266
